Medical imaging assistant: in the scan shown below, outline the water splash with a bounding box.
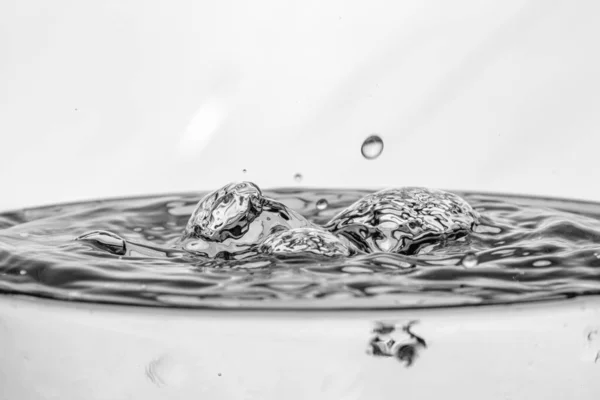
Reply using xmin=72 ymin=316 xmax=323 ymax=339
xmin=325 ymin=187 xmax=479 ymax=254
xmin=260 ymin=227 xmax=352 ymax=257
xmin=1 ymin=188 xmax=600 ymax=309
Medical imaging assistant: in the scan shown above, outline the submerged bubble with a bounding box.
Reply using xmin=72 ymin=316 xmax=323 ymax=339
xmin=294 ymin=173 xmax=303 ymax=182
xmin=461 ymin=252 xmax=479 ymax=268
xmin=316 ymin=199 xmax=329 ymax=211
xmin=361 ymin=135 xmax=384 ymax=160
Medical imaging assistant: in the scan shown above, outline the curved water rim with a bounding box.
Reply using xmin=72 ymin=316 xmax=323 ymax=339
xmin=0 ymin=293 xmax=598 ymax=400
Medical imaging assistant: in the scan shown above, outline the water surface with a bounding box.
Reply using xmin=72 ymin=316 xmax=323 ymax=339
xmin=1 ymin=189 xmax=599 ymax=309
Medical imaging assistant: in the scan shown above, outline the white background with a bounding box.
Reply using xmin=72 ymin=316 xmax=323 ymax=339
xmin=1 ymin=0 xmax=599 ymax=210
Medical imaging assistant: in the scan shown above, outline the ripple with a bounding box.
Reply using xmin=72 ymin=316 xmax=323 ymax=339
xmin=1 ymin=190 xmax=600 ymax=309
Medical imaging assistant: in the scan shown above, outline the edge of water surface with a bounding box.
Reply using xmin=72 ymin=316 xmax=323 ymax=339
xmin=0 ymin=290 xmax=589 ymax=313
xmin=1 ymin=292 xmax=598 ymax=319
xmin=2 ymin=187 xmax=600 ymax=214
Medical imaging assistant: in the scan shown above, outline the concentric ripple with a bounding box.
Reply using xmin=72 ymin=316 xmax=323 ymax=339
xmin=1 ymin=189 xmax=600 ymax=309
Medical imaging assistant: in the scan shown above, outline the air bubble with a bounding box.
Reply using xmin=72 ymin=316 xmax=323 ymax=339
xmin=242 ymin=169 xmax=247 ymax=173
xmin=316 ymin=199 xmax=329 ymax=210
xmin=294 ymin=173 xmax=303 ymax=182
xmin=361 ymin=135 xmax=384 ymax=160
xmin=19 ymin=270 xmax=27 ymax=275
xmin=461 ymin=252 xmax=478 ymax=268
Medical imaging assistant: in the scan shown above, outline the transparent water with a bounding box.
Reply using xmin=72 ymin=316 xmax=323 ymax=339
xmin=1 ymin=187 xmax=600 ymax=310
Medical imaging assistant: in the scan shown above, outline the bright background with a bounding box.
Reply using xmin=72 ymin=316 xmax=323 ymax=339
xmin=1 ymin=0 xmax=599 ymax=210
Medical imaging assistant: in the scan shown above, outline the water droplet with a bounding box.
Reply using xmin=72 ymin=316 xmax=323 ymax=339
xmin=316 ymin=199 xmax=329 ymax=210
xmin=461 ymin=252 xmax=478 ymax=268
xmin=218 ymin=373 xmax=222 ymax=376
xmin=294 ymin=173 xmax=303 ymax=182
xmin=242 ymin=169 xmax=247 ymax=173
xmin=361 ymin=135 xmax=384 ymax=160
xmin=19 ymin=270 xmax=27 ymax=275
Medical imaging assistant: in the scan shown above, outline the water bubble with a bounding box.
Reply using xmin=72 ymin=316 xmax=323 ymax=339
xmin=461 ymin=252 xmax=478 ymax=268
xmin=316 ymin=199 xmax=329 ymax=210
xmin=294 ymin=173 xmax=303 ymax=182
xmin=19 ymin=270 xmax=27 ymax=275
xmin=361 ymin=135 xmax=384 ymax=160
xmin=242 ymin=169 xmax=247 ymax=173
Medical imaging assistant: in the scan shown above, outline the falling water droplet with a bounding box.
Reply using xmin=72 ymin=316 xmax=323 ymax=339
xmin=294 ymin=173 xmax=303 ymax=182
xmin=316 ymin=199 xmax=329 ymax=210
xmin=461 ymin=252 xmax=478 ymax=268
xmin=242 ymin=169 xmax=247 ymax=173
xmin=361 ymin=135 xmax=384 ymax=160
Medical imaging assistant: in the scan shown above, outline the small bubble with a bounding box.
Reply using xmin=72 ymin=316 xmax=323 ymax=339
xmin=316 ymin=199 xmax=329 ymax=210
xmin=594 ymin=252 xmax=600 ymax=259
xmin=242 ymin=169 xmax=247 ymax=173
xmin=18 ymin=232 xmax=29 ymax=238
xmin=133 ymin=227 xmax=143 ymax=232
xmin=294 ymin=173 xmax=303 ymax=182
xmin=218 ymin=373 xmax=222 ymax=376
xmin=461 ymin=252 xmax=478 ymax=268
xmin=361 ymin=135 xmax=384 ymax=160
xmin=19 ymin=270 xmax=27 ymax=275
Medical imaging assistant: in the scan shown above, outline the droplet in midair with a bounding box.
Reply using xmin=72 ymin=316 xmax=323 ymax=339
xmin=294 ymin=173 xmax=303 ymax=182
xmin=242 ymin=169 xmax=247 ymax=173
xmin=361 ymin=135 xmax=384 ymax=160
xmin=316 ymin=199 xmax=329 ymax=210
xmin=461 ymin=252 xmax=478 ymax=268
